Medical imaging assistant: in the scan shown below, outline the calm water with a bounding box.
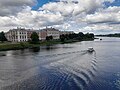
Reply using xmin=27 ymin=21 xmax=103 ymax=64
xmin=0 ymin=37 xmax=120 ymax=90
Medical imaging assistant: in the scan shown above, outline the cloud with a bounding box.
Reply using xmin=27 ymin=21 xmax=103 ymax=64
xmin=81 ymin=6 xmax=120 ymax=24
xmin=0 ymin=0 xmax=120 ymax=34
xmin=40 ymin=0 xmax=106 ymax=17
xmin=79 ymin=24 xmax=120 ymax=34
xmin=0 ymin=6 xmax=64 ymax=31
xmin=0 ymin=0 xmax=37 ymax=16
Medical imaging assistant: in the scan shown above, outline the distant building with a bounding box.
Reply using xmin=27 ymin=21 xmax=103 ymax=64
xmin=46 ymin=27 xmax=60 ymax=40
xmin=40 ymin=29 xmax=47 ymax=40
xmin=60 ymin=31 xmax=74 ymax=35
xmin=5 ymin=28 xmax=28 ymax=42
xmin=27 ymin=30 xmax=34 ymax=41
xmin=37 ymin=27 xmax=60 ymax=40
xmin=5 ymin=27 xmax=74 ymax=42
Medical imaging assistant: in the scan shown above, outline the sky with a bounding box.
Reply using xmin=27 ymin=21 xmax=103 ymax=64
xmin=0 ymin=0 xmax=120 ymax=34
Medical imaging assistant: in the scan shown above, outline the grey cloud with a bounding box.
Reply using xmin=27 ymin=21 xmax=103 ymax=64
xmin=81 ymin=7 xmax=120 ymax=25
xmin=0 ymin=0 xmax=37 ymax=16
xmin=0 ymin=0 xmax=120 ymax=34
xmin=0 ymin=6 xmax=64 ymax=30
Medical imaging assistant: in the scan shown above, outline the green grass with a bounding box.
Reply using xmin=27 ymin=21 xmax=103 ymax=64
xmin=0 ymin=38 xmax=94 ymax=51
xmin=0 ymin=40 xmax=62 ymax=51
xmin=0 ymin=42 xmax=30 ymax=51
xmin=40 ymin=40 xmax=62 ymax=45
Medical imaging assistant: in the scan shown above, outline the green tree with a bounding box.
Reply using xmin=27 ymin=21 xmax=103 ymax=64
xmin=0 ymin=31 xmax=7 ymax=42
xmin=49 ymin=36 xmax=53 ymax=40
xmin=46 ymin=36 xmax=53 ymax=41
xmin=84 ymin=33 xmax=94 ymax=39
xmin=77 ymin=32 xmax=84 ymax=40
xmin=30 ymin=32 xmax=39 ymax=44
xmin=60 ymin=34 xmax=65 ymax=42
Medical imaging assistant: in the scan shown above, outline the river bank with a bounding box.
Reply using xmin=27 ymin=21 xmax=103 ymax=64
xmin=0 ymin=38 xmax=94 ymax=51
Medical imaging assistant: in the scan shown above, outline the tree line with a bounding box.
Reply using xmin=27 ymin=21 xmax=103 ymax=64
xmin=60 ymin=32 xmax=94 ymax=42
xmin=96 ymin=33 xmax=120 ymax=37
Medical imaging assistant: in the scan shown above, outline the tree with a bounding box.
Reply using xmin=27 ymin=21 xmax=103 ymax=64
xmin=46 ymin=36 xmax=53 ymax=41
xmin=0 ymin=31 xmax=7 ymax=42
xmin=60 ymin=34 xmax=65 ymax=42
xmin=30 ymin=32 xmax=39 ymax=44
xmin=49 ymin=36 xmax=53 ymax=40
xmin=46 ymin=36 xmax=50 ymax=41
xmin=77 ymin=32 xmax=84 ymax=40
xmin=89 ymin=33 xmax=94 ymax=39
xmin=84 ymin=33 xmax=94 ymax=39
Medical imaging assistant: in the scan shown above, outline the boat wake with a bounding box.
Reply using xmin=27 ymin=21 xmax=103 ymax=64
xmin=1 ymin=50 xmax=98 ymax=90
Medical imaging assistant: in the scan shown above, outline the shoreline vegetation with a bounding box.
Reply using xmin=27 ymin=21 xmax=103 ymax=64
xmin=96 ymin=33 xmax=120 ymax=37
xmin=0 ymin=39 xmax=94 ymax=51
xmin=0 ymin=32 xmax=94 ymax=51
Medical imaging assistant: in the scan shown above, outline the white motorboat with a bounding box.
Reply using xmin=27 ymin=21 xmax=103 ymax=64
xmin=87 ymin=47 xmax=94 ymax=52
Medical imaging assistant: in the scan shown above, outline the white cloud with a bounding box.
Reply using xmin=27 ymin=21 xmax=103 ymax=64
xmin=0 ymin=0 xmax=120 ymax=34
xmin=40 ymin=0 xmax=108 ymax=17
xmin=82 ymin=6 xmax=120 ymax=24
xmin=0 ymin=6 xmax=64 ymax=31
xmin=79 ymin=24 xmax=120 ymax=34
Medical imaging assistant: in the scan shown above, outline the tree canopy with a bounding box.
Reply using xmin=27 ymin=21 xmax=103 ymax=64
xmin=30 ymin=32 xmax=39 ymax=44
xmin=0 ymin=31 xmax=7 ymax=42
xmin=46 ymin=36 xmax=53 ymax=41
xmin=60 ymin=32 xmax=94 ymax=42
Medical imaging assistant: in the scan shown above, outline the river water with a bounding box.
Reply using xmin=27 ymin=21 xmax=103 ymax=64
xmin=0 ymin=37 xmax=120 ymax=90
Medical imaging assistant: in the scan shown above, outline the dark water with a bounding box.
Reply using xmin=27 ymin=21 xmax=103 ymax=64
xmin=0 ymin=37 xmax=120 ymax=90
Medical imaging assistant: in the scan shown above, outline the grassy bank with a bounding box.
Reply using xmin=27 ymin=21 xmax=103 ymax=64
xmin=0 ymin=42 xmax=30 ymax=51
xmin=0 ymin=40 xmax=62 ymax=51
xmin=0 ymin=39 xmax=94 ymax=51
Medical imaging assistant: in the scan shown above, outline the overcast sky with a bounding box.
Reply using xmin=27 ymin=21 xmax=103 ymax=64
xmin=0 ymin=0 xmax=120 ymax=34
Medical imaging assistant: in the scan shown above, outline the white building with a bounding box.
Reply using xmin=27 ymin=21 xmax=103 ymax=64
xmin=46 ymin=27 xmax=60 ymax=39
xmin=60 ymin=31 xmax=74 ymax=35
xmin=5 ymin=27 xmax=74 ymax=42
xmin=5 ymin=28 xmax=28 ymax=42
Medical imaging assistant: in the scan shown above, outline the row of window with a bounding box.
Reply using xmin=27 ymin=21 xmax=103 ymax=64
xmin=7 ymin=36 xmax=27 ymax=39
xmin=19 ymin=39 xmax=27 ymax=42
xmin=11 ymin=39 xmax=27 ymax=42
xmin=48 ymin=32 xmax=59 ymax=34
xmin=19 ymin=32 xmax=27 ymax=34
xmin=10 ymin=31 xmax=27 ymax=34
xmin=20 ymin=36 xmax=27 ymax=39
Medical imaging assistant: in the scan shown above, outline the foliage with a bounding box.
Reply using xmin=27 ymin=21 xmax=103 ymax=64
xmin=0 ymin=31 xmax=7 ymax=42
xmin=60 ymin=32 xmax=94 ymax=42
xmin=60 ymin=34 xmax=65 ymax=42
xmin=96 ymin=33 xmax=120 ymax=37
xmin=30 ymin=32 xmax=39 ymax=44
xmin=0 ymin=42 xmax=31 ymax=51
xmin=84 ymin=33 xmax=94 ymax=39
xmin=46 ymin=35 xmax=53 ymax=41
xmin=0 ymin=31 xmax=95 ymax=51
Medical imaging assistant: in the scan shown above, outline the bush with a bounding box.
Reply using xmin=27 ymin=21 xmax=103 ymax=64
xmin=30 ymin=32 xmax=39 ymax=44
xmin=46 ymin=36 xmax=53 ymax=41
xmin=0 ymin=31 xmax=7 ymax=42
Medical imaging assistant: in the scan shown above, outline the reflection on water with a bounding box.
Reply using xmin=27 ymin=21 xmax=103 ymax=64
xmin=29 ymin=47 xmax=40 ymax=52
xmin=0 ymin=37 xmax=120 ymax=90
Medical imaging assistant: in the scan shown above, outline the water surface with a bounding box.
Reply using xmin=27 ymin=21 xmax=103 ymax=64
xmin=0 ymin=37 xmax=120 ymax=90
